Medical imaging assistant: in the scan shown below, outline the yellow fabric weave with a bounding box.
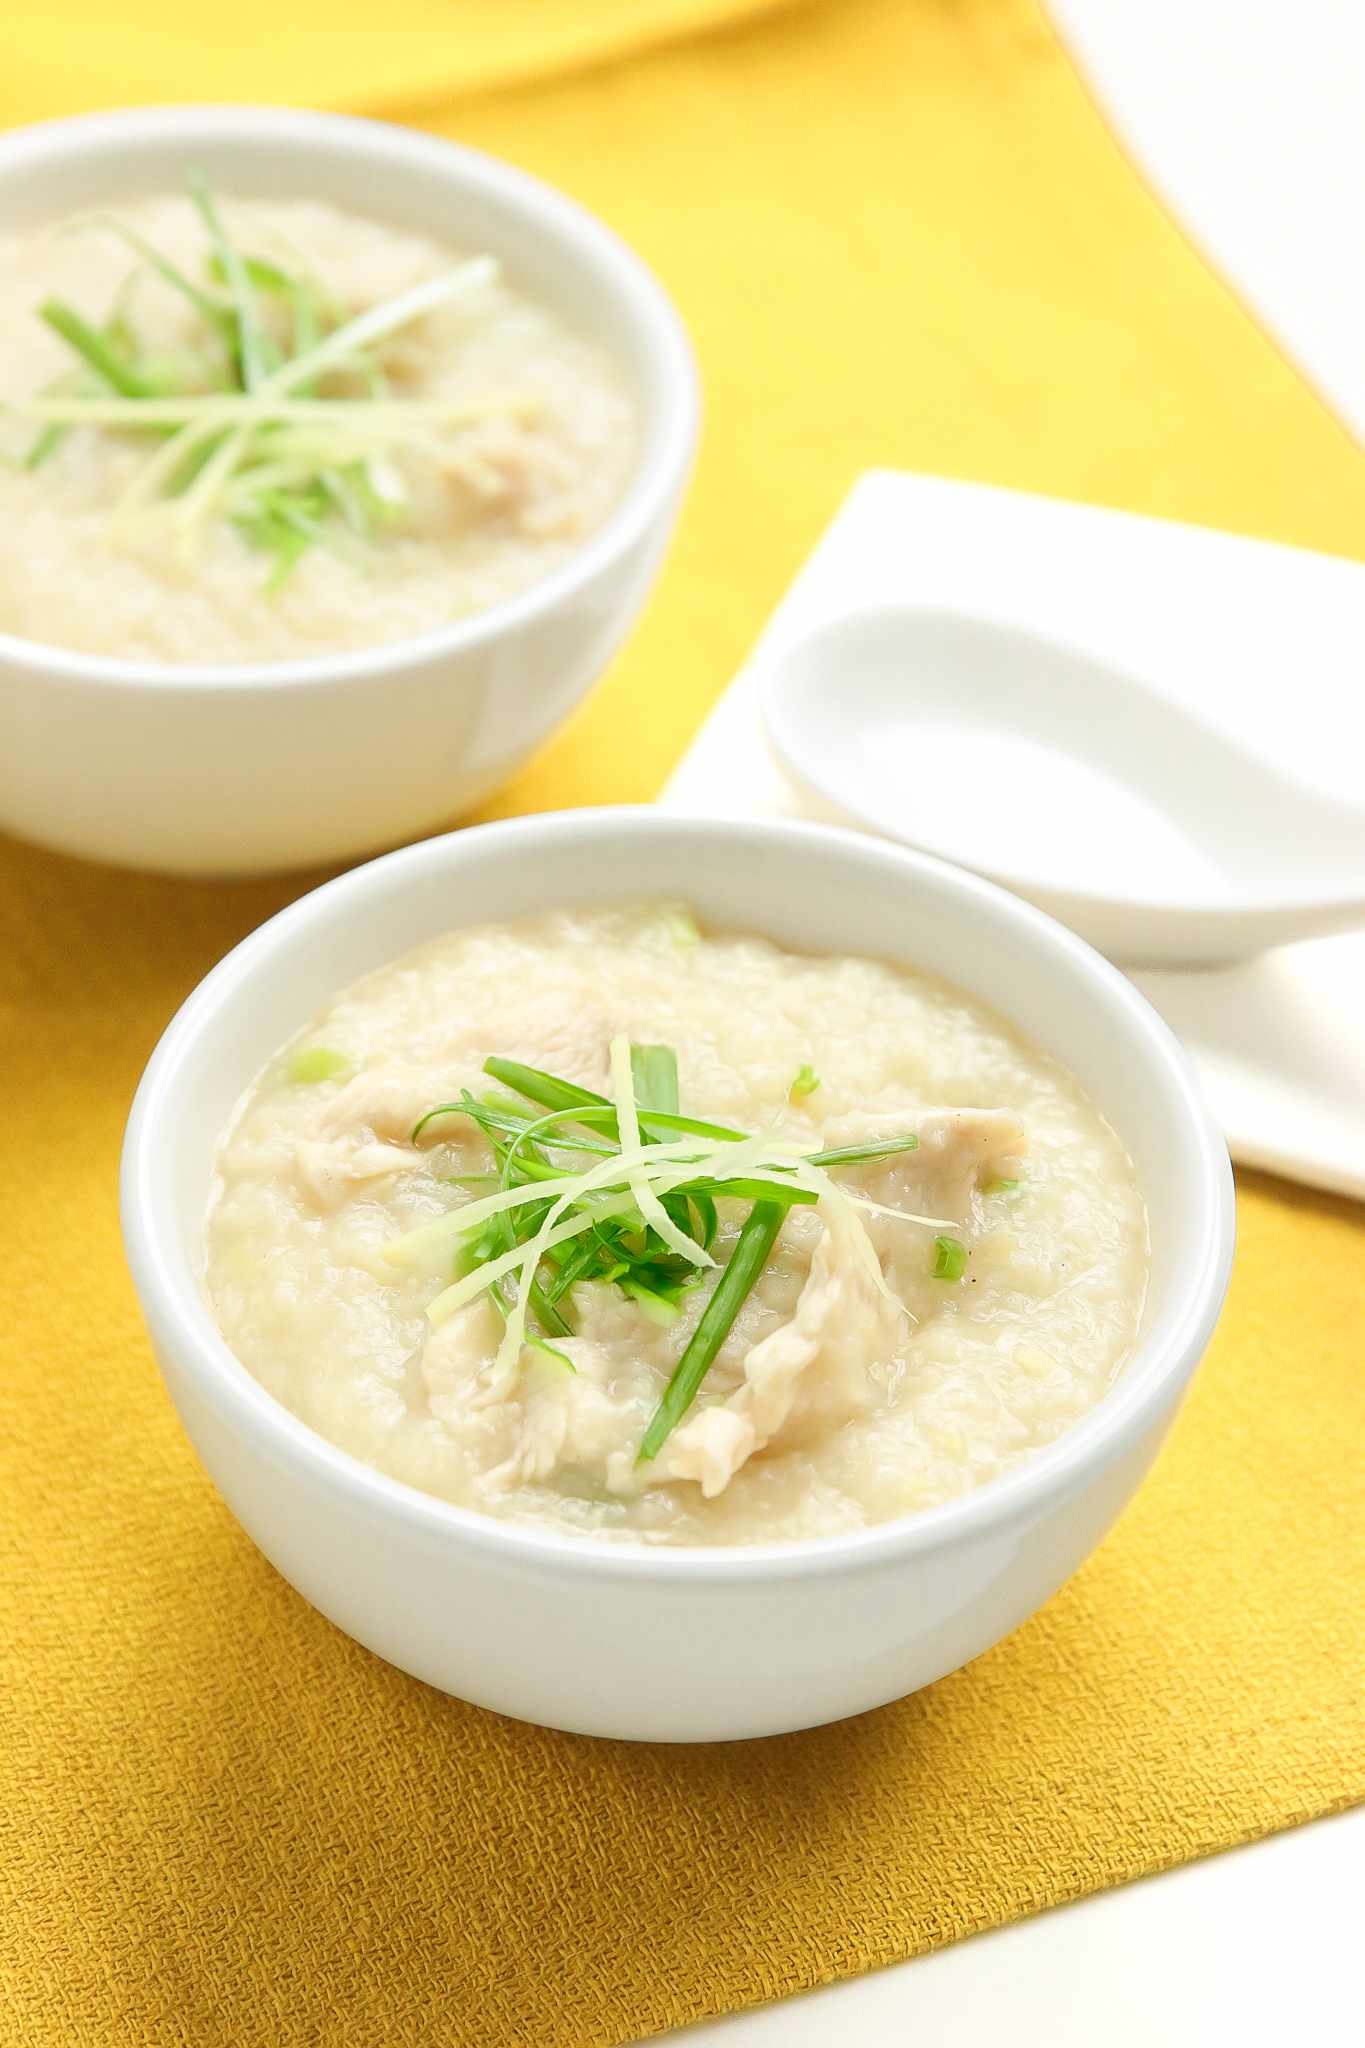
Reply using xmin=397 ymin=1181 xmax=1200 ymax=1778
xmin=3 ymin=3 xmax=1364 ymax=2043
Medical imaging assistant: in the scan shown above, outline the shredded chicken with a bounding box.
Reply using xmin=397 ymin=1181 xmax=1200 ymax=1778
xmin=293 ymin=1137 xmax=414 ymax=1209
xmin=321 ymin=1068 xmax=437 ymax=1143
xmin=414 ymin=1105 xmax=1034 ymax=1504
xmin=915 ymin=1108 xmax=1027 ymax=1216
xmin=493 ymin=991 xmax=612 ymax=1093
xmin=651 ymin=1200 xmax=903 ymax=1498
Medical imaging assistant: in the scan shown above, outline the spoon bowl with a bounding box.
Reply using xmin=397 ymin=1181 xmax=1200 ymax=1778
xmin=762 ymin=606 xmax=1365 ymax=963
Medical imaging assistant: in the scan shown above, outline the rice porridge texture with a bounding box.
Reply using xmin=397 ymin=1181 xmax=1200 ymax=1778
xmin=0 ymin=196 xmax=634 ymax=662
xmin=206 ymin=906 xmax=1149 ymax=1546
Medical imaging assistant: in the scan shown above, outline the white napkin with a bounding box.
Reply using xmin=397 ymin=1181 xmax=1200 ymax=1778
xmin=658 ymin=474 xmax=1365 ymax=1202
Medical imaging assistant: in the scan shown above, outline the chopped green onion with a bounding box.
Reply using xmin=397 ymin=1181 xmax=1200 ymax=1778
xmin=982 ymin=1177 xmax=1020 ymax=1195
xmin=208 ymin=248 xmax=298 ymax=298
xmin=412 ymin=1095 xmax=617 ymax=1160
xmin=681 ymin=1189 xmax=718 ymax=1254
xmin=426 ymin=1209 xmax=610 ymax=1327
xmin=488 ymin=1111 xmax=579 ymax=1341
xmin=485 ymin=1282 xmax=574 ymax=1372
xmin=790 ymin=1063 xmax=820 ymax=1099
xmin=482 ymin=1057 xmax=744 ymax=1148
xmin=23 ymin=422 xmax=67 ymax=470
xmin=666 ymin=1174 xmax=818 ymax=1207
xmin=636 ymin=1107 xmax=749 ymax=1144
xmin=16 ymin=175 xmax=513 ymax=592
xmin=931 ymin=1235 xmax=967 ymax=1281
xmin=235 ymin=499 xmax=322 ymax=589
xmin=630 ymin=1042 xmax=679 ymax=1116
xmin=188 ymin=172 xmax=270 ymax=391
xmin=38 ymin=300 xmax=157 ymax=399
xmin=609 ymin=1032 xmax=712 ymax=1270
xmin=482 ymin=1056 xmax=603 ymax=1118
xmin=619 ymin=1278 xmax=682 ymax=1328
xmin=638 ymin=1201 xmax=786 ymax=1462
xmin=542 ymin=1233 xmax=609 ymax=1302
xmin=91 ymin=215 xmax=233 ymax=336
xmin=807 ymin=1133 xmax=919 ymax=1167
xmin=285 ymin=1045 xmax=350 ymax=1085
xmin=404 ymin=1046 xmax=950 ymax=1400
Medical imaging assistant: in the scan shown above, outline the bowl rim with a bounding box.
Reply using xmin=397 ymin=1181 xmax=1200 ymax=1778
xmin=121 ymin=808 xmax=1236 ymax=1583
xmin=0 ymin=104 xmax=698 ymax=691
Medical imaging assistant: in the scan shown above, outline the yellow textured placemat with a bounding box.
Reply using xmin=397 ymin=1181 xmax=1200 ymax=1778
xmin=3 ymin=3 xmax=1364 ymax=2043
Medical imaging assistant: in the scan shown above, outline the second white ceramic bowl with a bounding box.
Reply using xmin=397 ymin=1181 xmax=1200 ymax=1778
xmin=122 ymin=811 xmax=1234 ymax=1740
xmin=0 ymin=109 xmax=697 ymax=875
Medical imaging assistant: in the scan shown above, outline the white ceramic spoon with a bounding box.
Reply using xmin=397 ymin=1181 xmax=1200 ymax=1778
xmin=761 ymin=606 xmax=1365 ymax=965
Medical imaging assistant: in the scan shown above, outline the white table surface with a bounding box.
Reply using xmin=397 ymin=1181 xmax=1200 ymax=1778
xmin=635 ymin=4 xmax=1365 ymax=2039
xmin=665 ymin=1808 xmax=1364 ymax=2044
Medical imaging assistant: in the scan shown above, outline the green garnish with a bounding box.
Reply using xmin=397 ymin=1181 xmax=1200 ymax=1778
xmin=931 ymin=1235 xmax=967 ymax=1281
xmin=395 ymin=1043 xmax=953 ymax=1461
xmin=663 ymin=908 xmax=701 ymax=948
xmin=630 ymin=1042 xmax=679 ymax=1115
xmin=637 ymin=1201 xmax=786 ymax=1462
xmin=485 ymin=1278 xmax=574 ymax=1371
xmin=481 ymin=1056 xmax=610 ymax=1121
xmin=10 ymin=174 xmax=526 ymax=588
xmin=807 ymin=1133 xmax=919 ymax=1168
xmin=24 ymin=421 xmax=69 ymax=470
xmin=789 ymin=1063 xmax=820 ymax=1099
xmin=93 ymin=214 xmax=237 ymax=334
xmin=188 ymin=172 xmax=272 ymax=391
xmin=479 ymin=1058 xmax=745 ymax=1148
xmin=38 ymin=299 xmax=158 ymax=400
xmin=982 ymin=1177 xmax=1020 ymax=1195
xmin=286 ymin=1044 xmax=350 ymax=1085
xmin=668 ymin=1175 xmax=817 ymax=1206
xmin=620 ymin=1278 xmax=684 ymax=1328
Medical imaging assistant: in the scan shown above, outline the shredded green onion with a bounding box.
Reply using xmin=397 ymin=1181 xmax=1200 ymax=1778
xmin=982 ymin=1177 xmax=1020 ymax=1195
xmin=807 ymin=1133 xmax=919 ymax=1167
xmin=619 ymin=1278 xmax=683 ymax=1328
xmin=398 ymin=1042 xmax=951 ymax=1459
xmin=637 ymin=1202 xmax=787 ymax=1462
xmin=38 ymin=300 xmax=158 ymax=400
xmin=188 ymin=171 xmax=272 ymax=391
xmin=630 ymin=1042 xmax=679 ymax=1115
xmin=12 ymin=173 xmax=518 ymax=589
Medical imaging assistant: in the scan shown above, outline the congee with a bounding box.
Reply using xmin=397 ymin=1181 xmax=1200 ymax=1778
xmin=205 ymin=905 xmax=1149 ymax=1546
xmin=0 ymin=184 xmax=634 ymax=663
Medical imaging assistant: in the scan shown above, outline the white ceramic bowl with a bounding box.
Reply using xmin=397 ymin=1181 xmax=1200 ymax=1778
xmin=0 ymin=109 xmax=697 ymax=876
xmin=121 ymin=810 xmax=1234 ymax=1741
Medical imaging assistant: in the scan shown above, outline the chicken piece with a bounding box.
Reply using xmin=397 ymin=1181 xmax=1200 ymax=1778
xmin=321 ymin=1067 xmax=449 ymax=1144
xmin=319 ymin=993 xmax=611 ymax=1158
xmin=493 ymin=989 xmax=612 ymax=1094
xmin=653 ymin=1200 xmax=904 ymax=1500
xmin=483 ymin=1346 xmax=634 ymax=1491
xmin=486 ymin=1377 xmax=571 ymax=1488
xmin=293 ymin=1137 xmax=415 ymax=1210
xmin=914 ymin=1108 xmax=1026 ymax=1217
xmin=418 ymin=1301 xmax=527 ymax=1474
xmin=421 ymin=1300 xmax=500 ymax=1423
xmin=831 ymin=1106 xmax=1026 ymax=1223
xmin=422 ymin=1310 xmax=641 ymax=1496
